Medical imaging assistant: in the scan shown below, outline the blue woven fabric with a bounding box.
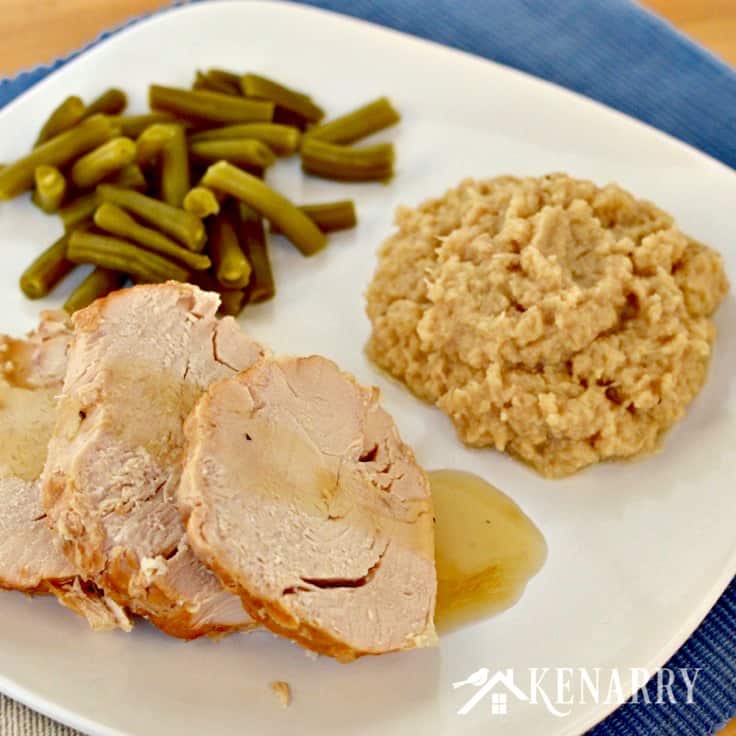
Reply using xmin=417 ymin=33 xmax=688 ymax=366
xmin=0 ymin=1 xmax=734 ymax=734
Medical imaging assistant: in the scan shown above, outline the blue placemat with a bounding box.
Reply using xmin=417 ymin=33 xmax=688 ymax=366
xmin=1 ymin=1 xmax=735 ymax=734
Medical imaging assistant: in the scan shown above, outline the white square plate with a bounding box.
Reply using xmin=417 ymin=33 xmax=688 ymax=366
xmin=0 ymin=2 xmax=734 ymax=734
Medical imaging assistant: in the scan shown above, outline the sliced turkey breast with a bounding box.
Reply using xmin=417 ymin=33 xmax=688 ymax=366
xmin=0 ymin=312 xmax=72 ymax=592
xmin=42 ymin=283 xmax=265 ymax=638
xmin=0 ymin=312 xmax=130 ymax=631
xmin=179 ymin=355 xmax=437 ymax=661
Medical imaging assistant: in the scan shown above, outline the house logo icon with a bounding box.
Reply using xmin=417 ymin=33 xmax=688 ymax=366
xmin=453 ymin=668 xmax=529 ymax=716
xmin=452 ymin=666 xmax=702 ymax=719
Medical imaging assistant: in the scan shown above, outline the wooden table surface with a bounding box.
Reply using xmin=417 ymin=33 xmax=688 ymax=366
xmin=0 ymin=0 xmax=733 ymax=734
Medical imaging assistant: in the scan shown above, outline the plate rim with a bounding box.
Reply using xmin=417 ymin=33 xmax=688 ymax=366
xmin=0 ymin=670 xmax=124 ymax=736
xmin=0 ymin=2 xmax=733 ymax=735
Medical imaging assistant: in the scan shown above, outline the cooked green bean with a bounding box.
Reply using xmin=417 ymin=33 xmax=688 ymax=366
xmin=160 ymin=125 xmax=190 ymax=207
xmin=300 ymin=200 xmax=357 ymax=232
xmin=201 ymin=161 xmax=325 ymax=256
xmin=236 ymin=203 xmax=274 ymax=303
xmin=108 ymin=163 xmax=147 ymax=192
xmin=191 ymin=269 xmax=246 ymax=316
xmin=300 ymin=137 xmax=394 ymax=181
xmin=306 ymin=97 xmax=400 ymax=144
xmin=240 ymin=73 xmax=324 ymax=123
xmin=70 ymin=137 xmax=137 ymax=189
xmin=218 ymin=288 xmax=248 ymax=316
xmin=64 ymin=267 xmax=126 ymax=313
xmin=33 ymin=166 xmax=67 ymax=213
xmin=68 ymin=230 xmax=189 ymax=283
xmin=193 ymin=71 xmax=219 ymax=94
xmin=189 ymin=123 xmax=300 ymax=155
xmin=189 ymin=139 xmax=276 ymax=169
xmin=271 ymin=200 xmax=357 ymax=234
xmin=273 ymin=107 xmax=309 ymax=131
xmin=208 ymin=207 xmax=251 ymax=289
xmin=20 ymin=231 xmax=76 ymax=299
xmin=208 ymin=69 xmax=242 ymax=89
xmin=149 ymin=85 xmax=274 ymax=124
xmin=109 ymin=113 xmax=175 ymax=138
xmin=30 ymin=190 xmax=45 ymax=212
xmin=13 ymin=76 xmax=400 ymax=309
xmin=136 ymin=123 xmax=177 ymax=166
xmin=58 ymin=192 xmax=98 ymax=230
xmin=34 ymin=96 xmax=86 ymax=147
xmin=0 ymin=114 xmax=115 ymax=199
xmin=193 ymin=70 xmax=241 ymax=96
xmin=97 ymin=184 xmax=206 ymax=252
xmin=190 ymin=268 xmax=218 ymax=292
xmin=183 ymin=186 xmax=220 ymax=218
xmin=93 ymin=203 xmax=211 ymax=271
xmin=242 ymin=165 xmax=265 ymax=179
xmin=85 ymin=88 xmax=127 ymax=117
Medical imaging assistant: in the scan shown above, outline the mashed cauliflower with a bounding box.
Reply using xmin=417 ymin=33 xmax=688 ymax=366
xmin=365 ymin=174 xmax=729 ymax=477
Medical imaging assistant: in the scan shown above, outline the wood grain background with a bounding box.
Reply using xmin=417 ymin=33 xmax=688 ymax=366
xmin=0 ymin=0 xmax=733 ymax=733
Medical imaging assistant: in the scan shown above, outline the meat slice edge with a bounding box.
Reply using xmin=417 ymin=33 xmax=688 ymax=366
xmin=179 ymin=355 xmax=437 ymax=660
xmin=42 ymin=283 xmax=265 ymax=638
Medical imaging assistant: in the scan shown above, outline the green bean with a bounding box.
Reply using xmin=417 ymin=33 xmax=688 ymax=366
xmin=109 ymin=113 xmax=175 ymax=138
xmin=208 ymin=206 xmax=251 ymax=289
xmin=34 ymin=96 xmax=86 ymax=147
xmin=108 ymin=163 xmax=147 ymax=192
xmin=236 ymin=203 xmax=274 ymax=303
xmin=58 ymin=192 xmax=98 ymax=230
xmin=190 ymin=267 xmax=220 ymax=292
xmin=240 ymin=73 xmax=324 ymax=123
xmin=136 ymin=123 xmax=177 ymax=167
xmin=273 ymin=107 xmax=309 ymax=131
xmin=97 ymin=184 xmax=206 ymax=252
xmin=193 ymin=71 xmax=241 ymax=97
xmin=30 ymin=190 xmax=45 ymax=213
xmin=218 ymin=288 xmax=248 ymax=316
xmin=149 ymin=85 xmax=274 ymax=124
xmin=193 ymin=71 xmax=218 ymax=93
xmin=271 ymin=200 xmax=357 ymax=234
xmin=64 ymin=267 xmax=126 ymax=313
xmin=183 ymin=186 xmax=220 ymax=218
xmin=84 ymin=88 xmax=127 ymax=117
xmin=207 ymin=69 xmax=242 ymax=89
xmin=160 ymin=125 xmax=190 ymax=207
xmin=191 ymin=269 xmax=246 ymax=316
xmin=189 ymin=139 xmax=276 ymax=169
xmin=240 ymin=165 xmax=265 ymax=179
xmin=306 ymin=97 xmax=400 ymax=144
xmin=70 ymin=137 xmax=137 ymax=189
xmin=93 ymin=203 xmax=211 ymax=271
xmin=189 ymin=123 xmax=300 ymax=155
xmin=20 ymin=231 xmax=76 ymax=299
xmin=33 ymin=166 xmax=67 ymax=213
xmin=68 ymin=230 xmax=189 ymax=283
xmin=301 ymin=200 xmax=357 ymax=231
xmin=0 ymin=114 xmax=115 ymax=199
xmin=300 ymin=137 xmax=393 ymax=181
xmin=201 ymin=161 xmax=325 ymax=256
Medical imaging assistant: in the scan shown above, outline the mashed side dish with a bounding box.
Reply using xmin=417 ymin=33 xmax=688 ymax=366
xmin=366 ymin=174 xmax=729 ymax=477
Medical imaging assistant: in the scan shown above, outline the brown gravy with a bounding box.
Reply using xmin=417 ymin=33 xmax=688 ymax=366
xmin=429 ymin=469 xmax=546 ymax=633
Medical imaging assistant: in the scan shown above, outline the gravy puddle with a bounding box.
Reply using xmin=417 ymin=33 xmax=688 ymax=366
xmin=429 ymin=469 xmax=547 ymax=633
